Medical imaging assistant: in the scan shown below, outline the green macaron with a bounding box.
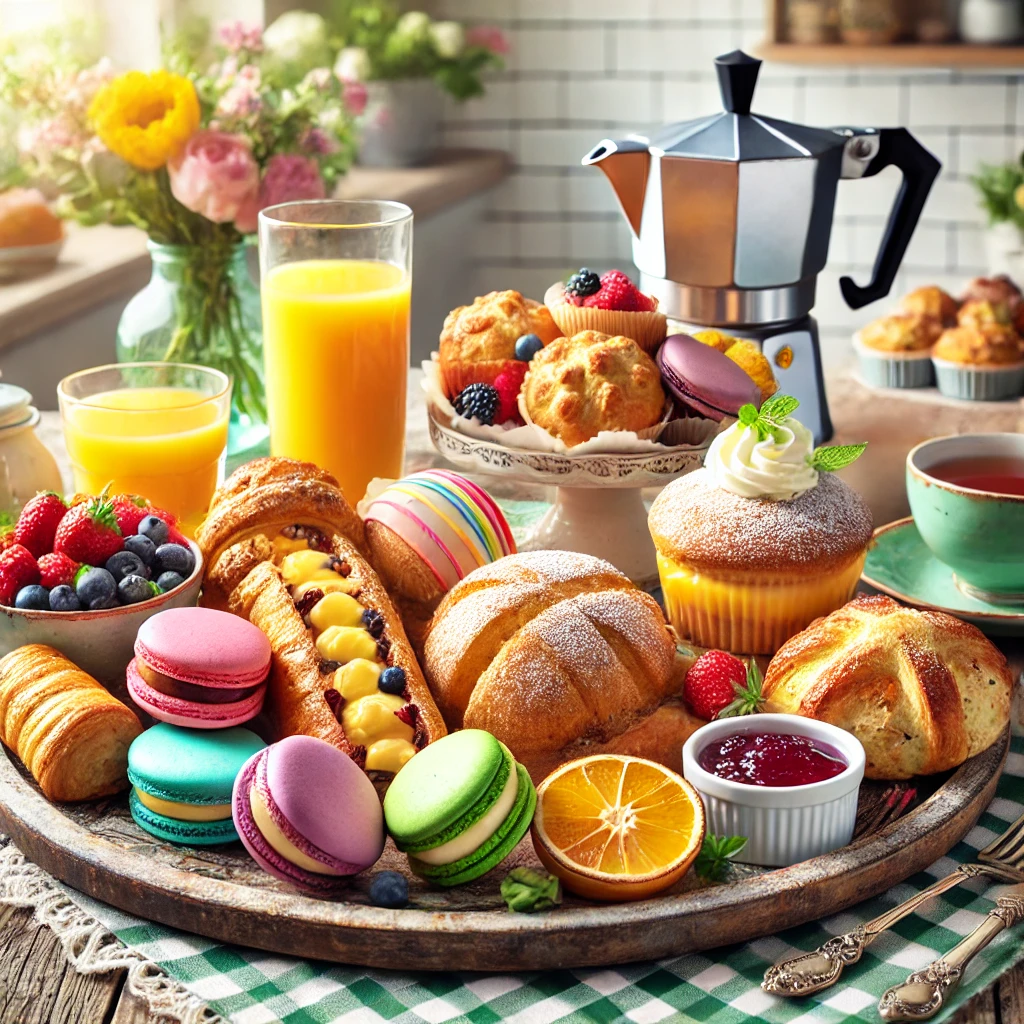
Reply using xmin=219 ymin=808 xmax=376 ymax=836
xmin=383 ymin=729 xmax=536 ymax=887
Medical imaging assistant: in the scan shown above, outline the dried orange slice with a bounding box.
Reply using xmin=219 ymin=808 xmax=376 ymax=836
xmin=531 ymin=755 xmax=705 ymax=902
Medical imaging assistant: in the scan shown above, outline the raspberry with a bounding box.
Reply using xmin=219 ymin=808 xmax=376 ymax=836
xmin=493 ymin=363 xmax=527 ymax=424
xmin=582 ymin=269 xmax=656 ymax=312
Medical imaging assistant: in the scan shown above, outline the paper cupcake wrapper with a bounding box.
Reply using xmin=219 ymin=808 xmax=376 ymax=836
xmin=657 ymin=552 xmax=866 ymax=656
xmin=931 ymin=357 xmax=1024 ymax=401
xmin=547 ymin=303 xmax=667 ymax=354
xmin=853 ymin=335 xmax=934 ymax=389
xmin=439 ymin=359 xmax=516 ymax=400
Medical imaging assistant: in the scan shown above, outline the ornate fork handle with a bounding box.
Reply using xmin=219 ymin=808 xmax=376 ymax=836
xmin=878 ymin=892 xmax=1024 ymax=1022
xmin=763 ymin=865 xmax=987 ymax=997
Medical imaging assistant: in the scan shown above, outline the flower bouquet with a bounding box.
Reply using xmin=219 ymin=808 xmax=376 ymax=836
xmin=971 ymin=152 xmax=1024 ymax=282
xmin=0 ymin=22 xmax=361 ymax=434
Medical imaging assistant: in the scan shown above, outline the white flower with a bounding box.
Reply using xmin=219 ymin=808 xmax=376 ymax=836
xmin=429 ymin=21 xmax=465 ymax=59
xmin=395 ymin=11 xmax=431 ymax=40
xmin=262 ymin=11 xmax=329 ymax=67
xmin=334 ymin=46 xmax=371 ymax=83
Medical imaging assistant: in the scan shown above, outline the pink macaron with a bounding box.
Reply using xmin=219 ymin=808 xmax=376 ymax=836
xmin=233 ymin=735 xmax=385 ymax=893
xmin=127 ymin=607 xmax=271 ymax=729
xmin=657 ymin=333 xmax=761 ymax=420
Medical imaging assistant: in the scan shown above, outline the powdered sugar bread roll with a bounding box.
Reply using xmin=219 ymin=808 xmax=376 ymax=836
xmin=363 ymin=470 xmax=515 ymax=611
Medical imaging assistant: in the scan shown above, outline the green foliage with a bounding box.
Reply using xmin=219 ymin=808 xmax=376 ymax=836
xmin=808 ymin=443 xmax=868 ymax=472
xmin=971 ymin=154 xmax=1024 ymax=231
xmin=695 ymin=835 xmax=748 ymax=882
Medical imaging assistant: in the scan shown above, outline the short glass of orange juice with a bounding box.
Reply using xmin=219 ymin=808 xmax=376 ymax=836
xmin=258 ymin=199 xmax=412 ymax=505
xmin=58 ymin=363 xmax=231 ymax=537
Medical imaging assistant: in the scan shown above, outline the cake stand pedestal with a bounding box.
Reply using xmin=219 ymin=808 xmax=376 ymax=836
xmin=427 ymin=404 xmax=708 ymax=586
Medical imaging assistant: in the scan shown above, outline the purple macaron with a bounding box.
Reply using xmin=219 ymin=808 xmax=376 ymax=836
xmin=233 ymin=735 xmax=385 ymax=894
xmin=657 ymin=333 xmax=761 ymax=420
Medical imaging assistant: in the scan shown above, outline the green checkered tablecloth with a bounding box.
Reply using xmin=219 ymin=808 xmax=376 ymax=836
xmin=57 ymin=739 xmax=1024 ymax=1024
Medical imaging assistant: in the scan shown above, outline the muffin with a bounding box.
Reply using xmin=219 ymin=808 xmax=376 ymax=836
xmin=522 ymin=330 xmax=665 ymax=447
xmin=900 ymin=285 xmax=958 ymax=325
xmin=961 ymin=274 xmax=1022 ymax=312
xmin=692 ymin=331 xmax=778 ymax=402
xmin=0 ymin=188 xmax=64 ymax=248
xmin=544 ymin=268 xmax=666 ymax=354
xmin=853 ymin=312 xmax=942 ymax=388
xmin=957 ymin=299 xmax=1014 ymax=329
xmin=932 ymin=323 xmax=1024 ymax=400
xmin=438 ymin=290 xmax=560 ymax=399
xmin=648 ymin=404 xmax=872 ymax=655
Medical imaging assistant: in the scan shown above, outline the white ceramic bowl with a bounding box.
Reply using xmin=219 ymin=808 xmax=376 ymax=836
xmin=0 ymin=539 xmax=203 ymax=706
xmin=682 ymin=714 xmax=866 ymax=867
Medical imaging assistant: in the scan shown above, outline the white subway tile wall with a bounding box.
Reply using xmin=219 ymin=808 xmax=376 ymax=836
xmin=429 ymin=0 xmax=1023 ymax=351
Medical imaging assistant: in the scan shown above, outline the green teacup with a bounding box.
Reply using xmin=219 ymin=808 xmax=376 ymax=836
xmin=907 ymin=433 xmax=1024 ymax=603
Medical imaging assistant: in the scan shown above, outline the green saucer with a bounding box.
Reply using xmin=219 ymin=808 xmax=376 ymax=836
xmin=863 ymin=517 xmax=1024 ymax=636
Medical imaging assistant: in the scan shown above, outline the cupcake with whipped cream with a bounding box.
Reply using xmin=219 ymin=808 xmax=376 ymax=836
xmin=648 ymin=395 xmax=872 ymax=655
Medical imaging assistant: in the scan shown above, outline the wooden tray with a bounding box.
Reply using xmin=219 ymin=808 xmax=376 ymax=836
xmin=0 ymin=732 xmax=1009 ymax=972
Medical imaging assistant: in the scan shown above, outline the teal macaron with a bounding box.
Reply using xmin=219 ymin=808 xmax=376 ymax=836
xmin=128 ymin=723 xmax=265 ymax=846
xmin=383 ymin=729 xmax=536 ymax=886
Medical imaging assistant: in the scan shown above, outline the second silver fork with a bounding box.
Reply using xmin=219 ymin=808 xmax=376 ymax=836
xmin=762 ymin=808 xmax=1024 ymax=997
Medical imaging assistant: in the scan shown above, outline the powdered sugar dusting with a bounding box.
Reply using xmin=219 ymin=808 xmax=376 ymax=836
xmin=649 ymin=469 xmax=873 ymax=574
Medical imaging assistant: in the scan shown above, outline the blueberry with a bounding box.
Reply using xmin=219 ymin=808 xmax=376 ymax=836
xmin=137 ymin=515 xmax=169 ymax=546
xmin=49 ymin=585 xmax=82 ymax=612
xmin=124 ymin=534 xmax=157 ymax=567
xmin=106 ymin=550 xmax=148 ymax=583
xmin=118 ymin=574 xmax=154 ymax=605
xmin=153 ymin=543 xmax=194 ymax=578
xmin=378 ymin=666 xmax=406 ymax=695
xmin=361 ymin=607 xmax=385 ymax=638
xmin=514 ymin=332 xmax=544 ymax=362
xmin=369 ymin=870 xmax=409 ymax=909
xmin=156 ymin=570 xmax=185 ymax=593
xmin=15 ymin=585 xmax=50 ymax=610
xmin=75 ymin=567 xmax=117 ymax=609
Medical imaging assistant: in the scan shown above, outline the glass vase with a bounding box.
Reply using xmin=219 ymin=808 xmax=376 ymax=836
xmin=116 ymin=240 xmax=268 ymax=459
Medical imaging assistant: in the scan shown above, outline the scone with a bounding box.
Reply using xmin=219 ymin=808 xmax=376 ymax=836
xmin=522 ymin=330 xmax=665 ymax=447
xmin=438 ymin=290 xmax=560 ymax=398
xmin=932 ymin=323 xmax=1024 ymax=400
xmin=648 ymin=398 xmax=872 ymax=655
xmin=900 ymin=285 xmax=958 ymax=325
xmin=854 ymin=312 xmax=942 ymax=388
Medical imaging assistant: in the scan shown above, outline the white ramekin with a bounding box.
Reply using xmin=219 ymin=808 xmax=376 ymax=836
xmin=682 ymin=714 xmax=866 ymax=867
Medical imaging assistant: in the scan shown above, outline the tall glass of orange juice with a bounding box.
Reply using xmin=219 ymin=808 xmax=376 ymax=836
xmin=258 ymin=200 xmax=412 ymax=504
xmin=58 ymin=363 xmax=230 ymax=536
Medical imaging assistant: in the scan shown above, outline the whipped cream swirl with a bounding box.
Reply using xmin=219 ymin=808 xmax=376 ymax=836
xmin=705 ymin=417 xmax=818 ymax=501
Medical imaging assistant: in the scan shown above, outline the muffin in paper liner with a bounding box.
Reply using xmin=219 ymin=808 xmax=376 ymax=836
xmin=853 ymin=333 xmax=934 ymax=389
xmin=544 ymin=282 xmax=667 ymax=354
xmin=439 ymin=358 xmax=518 ymax=400
xmin=931 ymin=357 xmax=1024 ymax=401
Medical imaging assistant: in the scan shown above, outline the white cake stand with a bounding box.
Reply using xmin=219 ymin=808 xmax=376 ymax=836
xmin=427 ymin=404 xmax=709 ymax=586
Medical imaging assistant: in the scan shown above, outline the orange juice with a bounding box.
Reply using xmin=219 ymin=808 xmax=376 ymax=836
xmin=62 ymin=387 xmax=228 ymax=536
xmin=261 ymin=259 xmax=409 ymax=504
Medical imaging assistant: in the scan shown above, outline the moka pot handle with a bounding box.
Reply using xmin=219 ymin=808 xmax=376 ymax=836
xmin=838 ymin=128 xmax=941 ymax=310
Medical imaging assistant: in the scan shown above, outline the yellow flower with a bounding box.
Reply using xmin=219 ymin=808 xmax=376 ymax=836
xmin=1015 ymin=183 xmax=1024 ymax=212
xmin=89 ymin=70 xmax=200 ymax=171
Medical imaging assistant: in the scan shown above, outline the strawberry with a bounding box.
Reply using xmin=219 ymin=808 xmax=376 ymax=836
xmin=581 ymin=269 xmax=656 ymax=312
xmin=53 ymin=489 xmax=124 ymax=565
xmin=38 ymin=551 xmax=79 ymax=589
xmin=683 ymin=650 xmax=764 ymax=721
xmin=0 ymin=544 xmax=40 ymax=606
xmin=13 ymin=491 xmax=67 ymax=558
xmin=493 ymin=363 xmax=527 ymax=424
xmin=110 ymin=493 xmax=152 ymax=536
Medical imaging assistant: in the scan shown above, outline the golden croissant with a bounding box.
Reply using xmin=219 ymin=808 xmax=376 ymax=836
xmin=0 ymin=645 xmax=143 ymax=801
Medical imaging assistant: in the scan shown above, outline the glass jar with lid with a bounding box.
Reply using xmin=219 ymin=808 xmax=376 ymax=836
xmin=0 ymin=384 xmax=63 ymax=516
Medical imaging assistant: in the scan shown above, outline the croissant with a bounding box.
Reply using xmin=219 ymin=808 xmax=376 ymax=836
xmin=422 ymin=550 xmax=702 ymax=782
xmin=0 ymin=645 xmax=143 ymax=801
xmin=199 ymin=457 xmax=446 ymax=780
xmin=762 ymin=594 xmax=1013 ymax=779
xmin=197 ymin=457 xmax=368 ymax=610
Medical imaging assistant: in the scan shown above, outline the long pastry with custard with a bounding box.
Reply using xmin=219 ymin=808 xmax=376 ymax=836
xmin=197 ymin=458 xmax=446 ymax=778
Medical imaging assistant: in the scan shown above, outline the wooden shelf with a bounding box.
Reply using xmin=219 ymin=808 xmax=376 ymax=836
xmin=757 ymin=40 xmax=1024 ymax=67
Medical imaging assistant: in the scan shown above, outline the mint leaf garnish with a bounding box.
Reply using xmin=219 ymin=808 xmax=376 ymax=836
xmin=738 ymin=404 xmax=760 ymax=428
xmin=737 ymin=394 xmax=801 ymax=442
xmin=695 ymin=834 xmax=748 ymax=881
xmin=809 ymin=443 xmax=867 ymax=472
xmin=759 ymin=394 xmax=800 ymax=422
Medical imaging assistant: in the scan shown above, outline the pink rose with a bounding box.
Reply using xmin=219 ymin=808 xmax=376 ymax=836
xmin=466 ymin=26 xmax=509 ymax=55
xmin=343 ymin=81 xmax=368 ymax=117
xmin=234 ymin=153 xmax=326 ymax=234
xmin=168 ymin=130 xmax=259 ymax=225
xmin=217 ymin=21 xmax=263 ymax=54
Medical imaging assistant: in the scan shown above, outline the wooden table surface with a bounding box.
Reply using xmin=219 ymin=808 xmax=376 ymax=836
xmin=3 ymin=369 xmax=1024 ymax=1023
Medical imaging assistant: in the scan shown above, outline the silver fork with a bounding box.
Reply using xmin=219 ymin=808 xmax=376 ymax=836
xmin=762 ymin=809 xmax=1024 ymax=997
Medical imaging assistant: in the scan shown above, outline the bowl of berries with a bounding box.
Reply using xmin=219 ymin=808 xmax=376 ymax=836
xmin=0 ymin=489 xmax=203 ymax=701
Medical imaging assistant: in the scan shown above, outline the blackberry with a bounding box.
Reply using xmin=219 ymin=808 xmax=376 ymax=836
xmin=361 ymin=607 xmax=385 ymax=637
xmin=565 ymin=267 xmax=601 ymax=299
xmin=453 ymin=383 xmax=499 ymax=425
